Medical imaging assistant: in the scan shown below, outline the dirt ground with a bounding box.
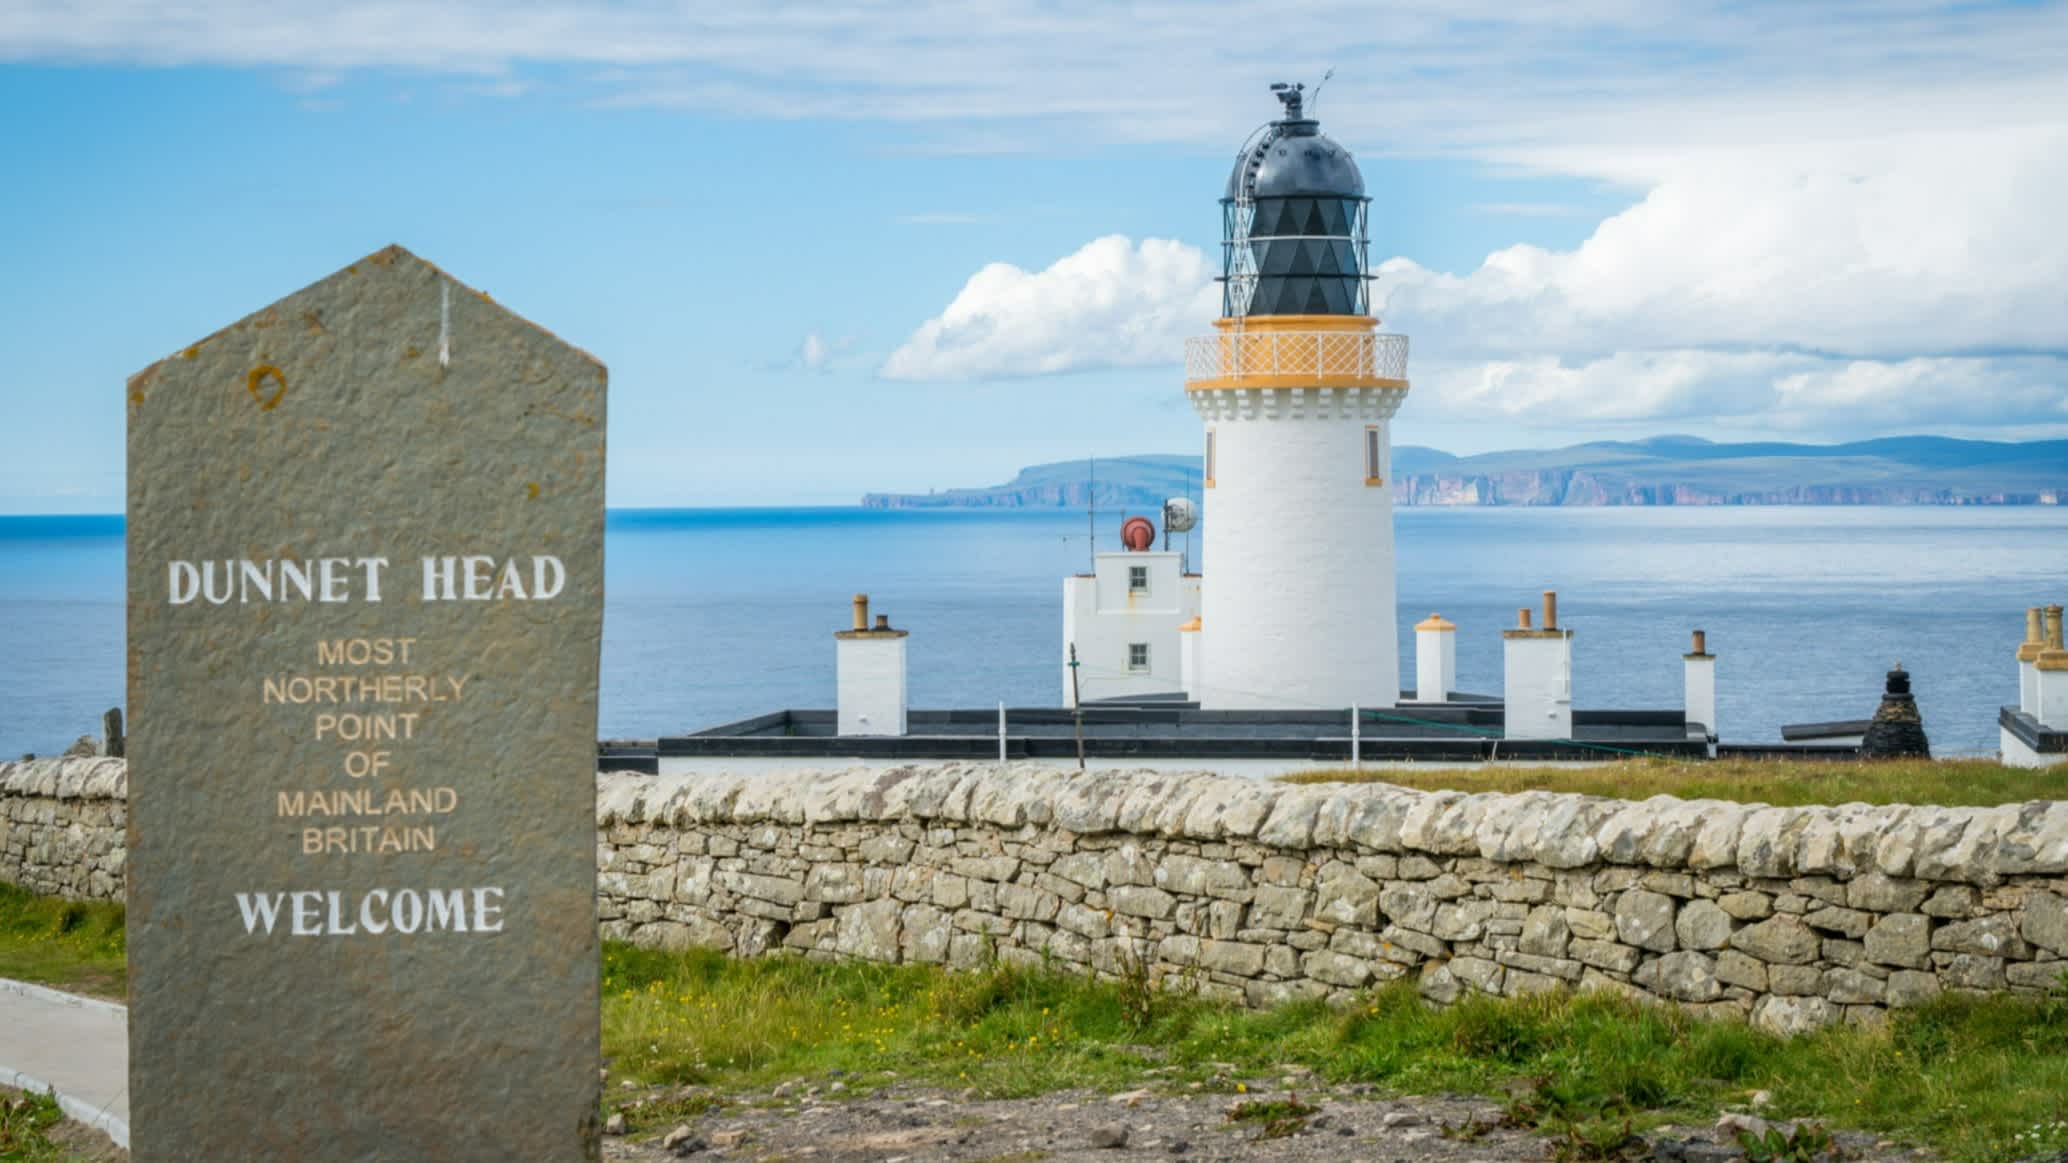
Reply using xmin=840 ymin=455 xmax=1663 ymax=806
xmin=599 ymin=1080 xmax=1941 ymax=1163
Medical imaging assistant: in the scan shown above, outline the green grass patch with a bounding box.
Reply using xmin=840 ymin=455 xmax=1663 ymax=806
xmin=0 ymin=1088 xmax=67 ymax=1163
xmin=600 ymin=946 xmax=2068 ymax=1163
xmin=0 ymin=883 xmax=124 ymax=999
xmin=1281 ymin=756 xmax=2067 ymax=807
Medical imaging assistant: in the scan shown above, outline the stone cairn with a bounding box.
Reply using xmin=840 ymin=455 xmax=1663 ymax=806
xmin=1861 ymin=665 xmax=1930 ymax=759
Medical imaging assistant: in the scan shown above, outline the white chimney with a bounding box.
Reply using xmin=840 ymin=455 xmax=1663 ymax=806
xmin=1502 ymin=591 xmax=1572 ymax=740
xmin=2037 ymin=605 xmax=2068 ymax=729
xmin=2019 ymin=606 xmax=2045 ymax=717
xmin=1415 ymin=613 xmax=1456 ymax=703
xmin=836 ymin=593 xmax=908 ymax=737
xmin=1684 ymin=629 xmax=1717 ymax=754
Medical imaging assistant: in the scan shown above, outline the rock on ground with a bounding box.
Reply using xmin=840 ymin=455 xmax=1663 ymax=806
xmin=599 ymin=1082 xmax=1941 ymax=1163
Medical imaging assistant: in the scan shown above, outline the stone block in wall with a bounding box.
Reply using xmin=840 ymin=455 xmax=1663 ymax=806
xmin=1885 ymin=970 xmax=1941 ymax=1007
xmin=1932 ymin=915 xmax=2028 ymax=958
xmin=1674 ymin=900 xmax=1732 ymax=950
xmin=835 ymin=898 xmax=903 ymax=961
xmin=1110 ymin=885 xmax=1176 ymax=920
xmin=2023 ymin=891 xmax=2068 ymax=954
xmin=1847 ymin=872 xmax=1928 ymax=913
xmin=1637 ymin=952 xmax=1722 ymax=1002
xmin=1449 ymin=956 xmax=1504 ymax=995
xmin=1432 ymin=900 xmax=1499 ymax=942
xmin=1570 ymin=939 xmax=1642 ymax=974
xmin=1156 ymin=855 xmax=1252 ymax=901
xmin=900 ymin=904 xmax=952 ymax=963
xmin=1822 ymin=968 xmax=1885 ymax=1005
xmin=1497 ymin=950 xmax=1583 ymax=983
xmin=1731 ymin=915 xmax=1819 ymax=964
xmin=1615 ymin=889 xmax=1678 ymax=953
xmin=1752 ymin=995 xmax=1840 ymax=1036
xmin=1862 ymin=914 xmax=1931 ymax=968
xmin=1519 ymin=906 xmax=1569 ymax=957
xmin=1314 ymin=862 xmax=1380 ymax=927
xmin=1803 ymin=906 xmax=1874 ymax=939
xmin=1717 ymin=891 xmax=1772 ymax=920
xmin=1942 ymin=953 xmax=2007 ymax=990
xmin=1714 ymin=950 xmax=1768 ymax=992
xmin=2007 ymin=960 xmax=2068 ymax=991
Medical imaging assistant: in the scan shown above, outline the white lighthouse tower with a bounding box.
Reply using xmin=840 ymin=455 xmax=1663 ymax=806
xmin=1188 ymin=84 xmax=1410 ymax=710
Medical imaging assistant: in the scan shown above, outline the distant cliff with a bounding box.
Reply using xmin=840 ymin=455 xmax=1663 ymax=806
xmin=862 ymin=455 xmax=1204 ymax=510
xmin=861 ymin=437 xmax=2068 ymax=509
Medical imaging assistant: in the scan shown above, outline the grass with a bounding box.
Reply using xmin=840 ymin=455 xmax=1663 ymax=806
xmin=5 ymin=866 xmax=2068 ymax=1160
xmin=601 ymin=944 xmax=2068 ymax=1163
xmin=0 ymin=883 xmax=124 ymax=999
xmin=0 ymin=1088 xmax=66 ymax=1163
xmin=1281 ymin=756 xmax=2068 ymax=808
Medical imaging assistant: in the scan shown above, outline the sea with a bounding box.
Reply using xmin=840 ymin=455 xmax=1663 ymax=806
xmin=1 ymin=506 xmax=2062 ymax=760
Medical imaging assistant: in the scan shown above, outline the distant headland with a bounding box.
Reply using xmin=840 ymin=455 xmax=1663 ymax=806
xmin=860 ymin=435 xmax=2068 ymax=509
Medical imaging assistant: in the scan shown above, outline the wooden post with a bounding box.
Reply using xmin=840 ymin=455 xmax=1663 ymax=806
xmin=1068 ymin=642 xmax=1086 ymax=772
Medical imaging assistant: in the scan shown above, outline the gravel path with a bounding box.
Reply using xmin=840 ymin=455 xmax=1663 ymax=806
xmin=600 ymin=1080 xmax=1941 ymax=1163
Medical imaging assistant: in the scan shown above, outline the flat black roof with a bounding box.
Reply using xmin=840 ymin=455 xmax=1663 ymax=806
xmin=637 ymin=702 xmax=1712 ymax=764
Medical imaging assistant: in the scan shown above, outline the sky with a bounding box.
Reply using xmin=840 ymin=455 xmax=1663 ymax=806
xmin=1 ymin=1 xmax=2065 ymax=511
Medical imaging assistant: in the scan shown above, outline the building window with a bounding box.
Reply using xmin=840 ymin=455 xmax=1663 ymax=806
xmin=1364 ymin=425 xmax=1384 ymax=486
xmin=1128 ymin=565 xmax=1148 ymax=593
xmin=1128 ymin=643 xmax=1150 ymax=672
xmin=1204 ymin=428 xmax=1217 ymax=488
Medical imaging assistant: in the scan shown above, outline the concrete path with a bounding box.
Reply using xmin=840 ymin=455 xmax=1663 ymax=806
xmin=0 ymin=977 xmax=129 ymax=1148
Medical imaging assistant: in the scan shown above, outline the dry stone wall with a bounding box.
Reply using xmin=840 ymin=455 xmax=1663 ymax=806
xmin=1 ymin=758 xmax=126 ymax=900
xmin=11 ymin=758 xmax=2068 ymax=1034
xmin=597 ymin=764 xmax=2068 ymax=1035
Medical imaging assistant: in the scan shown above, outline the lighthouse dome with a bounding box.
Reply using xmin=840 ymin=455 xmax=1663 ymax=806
xmin=1218 ymin=83 xmax=1373 ymax=317
xmin=1225 ymin=121 xmax=1364 ymax=201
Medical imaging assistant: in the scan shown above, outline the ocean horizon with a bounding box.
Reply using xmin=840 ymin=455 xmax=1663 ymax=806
xmin=2 ymin=505 xmax=2061 ymax=759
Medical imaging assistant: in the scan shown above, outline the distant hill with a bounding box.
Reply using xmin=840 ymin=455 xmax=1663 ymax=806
xmin=860 ymin=437 xmax=2068 ymax=508
xmin=861 ymin=455 xmax=1207 ymax=510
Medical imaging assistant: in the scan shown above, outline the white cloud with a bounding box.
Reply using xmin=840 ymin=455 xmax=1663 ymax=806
xmin=8 ymin=3 xmax=2065 ymax=157
xmin=788 ymin=330 xmax=854 ymax=373
xmin=888 ymin=123 xmax=2068 ymax=430
xmin=880 ymin=236 xmax=1218 ymax=381
xmin=21 ymin=1 xmax=2065 ymax=436
xmin=1407 ymin=353 xmax=2068 ymax=433
xmin=1380 ymin=128 xmax=2068 ymax=362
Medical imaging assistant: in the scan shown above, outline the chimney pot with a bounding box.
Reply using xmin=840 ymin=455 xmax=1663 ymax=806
xmin=2048 ymin=604 xmax=2065 ymax=651
xmin=1692 ymin=629 xmax=1707 ymax=655
xmin=1542 ymin=590 xmax=1558 ymax=631
xmin=852 ymin=593 xmax=869 ymax=631
xmin=1518 ymin=607 xmax=1533 ymax=630
xmin=874 ymin=614 xmax=890 ymax=631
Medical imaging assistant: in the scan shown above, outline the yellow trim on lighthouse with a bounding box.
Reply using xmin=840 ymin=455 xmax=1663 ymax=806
xmin=1185 ymin=314 xmax=1410 ymax=393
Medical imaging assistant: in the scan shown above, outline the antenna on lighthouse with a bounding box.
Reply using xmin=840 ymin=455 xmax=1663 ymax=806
xmin=1086 ymin=456 xmax=1096 ymax=573
xmin=1309 ymin=67 xmax=1335 ymax=111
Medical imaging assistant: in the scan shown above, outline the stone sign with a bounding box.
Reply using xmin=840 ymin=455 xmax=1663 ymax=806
xmin=125 ymin=246 xmax=604 ymax=1160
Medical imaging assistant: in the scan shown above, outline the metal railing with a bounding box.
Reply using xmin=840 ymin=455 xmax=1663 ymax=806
xmin=1185 ymin=330 xmax=1409 ymax=383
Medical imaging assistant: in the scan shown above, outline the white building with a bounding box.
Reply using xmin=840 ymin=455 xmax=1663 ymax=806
xmin=1184 ymin=84 xmax=1410 ymax=710
xmin=2004 ymin=603 xmax=2068 ymax=769
xmin=1062 ymin=550 xmax=1201 ymax=705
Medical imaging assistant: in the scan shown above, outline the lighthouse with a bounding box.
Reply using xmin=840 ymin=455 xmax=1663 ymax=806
xmin=1188 ymin=83 xmax=1410 ymax=710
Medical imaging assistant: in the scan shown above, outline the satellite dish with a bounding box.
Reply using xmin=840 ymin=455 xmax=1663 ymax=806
xmin=1162 ymin=497 xmax=1198 ymax=533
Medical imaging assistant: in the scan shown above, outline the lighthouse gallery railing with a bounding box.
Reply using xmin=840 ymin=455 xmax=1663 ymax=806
xmin=1184 ymin=331 xmax=1409 ymax=384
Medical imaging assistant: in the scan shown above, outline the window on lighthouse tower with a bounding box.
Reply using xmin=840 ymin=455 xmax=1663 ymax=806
xmin=1205 ymin=429 xmax=1217 ymax=488
xmin=1364 ymin=426 xmax=1385 ymax=486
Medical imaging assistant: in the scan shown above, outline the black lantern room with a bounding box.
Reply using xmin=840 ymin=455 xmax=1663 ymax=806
xmin=1220 ymin=83 xmax=1372 ymax=318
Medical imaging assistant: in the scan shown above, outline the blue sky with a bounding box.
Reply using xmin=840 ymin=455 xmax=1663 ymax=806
xmin=2 ymin=2 xmax=2064 ymax=511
